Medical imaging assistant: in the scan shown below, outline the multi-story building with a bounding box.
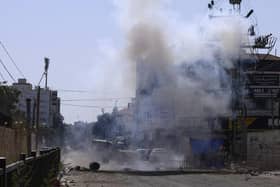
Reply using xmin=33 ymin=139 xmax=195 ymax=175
xmin=230 ymin=54 xmax=280 ymax=169
xmin=114 ymin=99 xmax=136 ymax=136
xmin=12 ymin=78 xmax=34 ymax=114
xmin=12 ymin=79 xmax=63 ymax=128
xmin=244 ymin=54 xmax=280 ymax=129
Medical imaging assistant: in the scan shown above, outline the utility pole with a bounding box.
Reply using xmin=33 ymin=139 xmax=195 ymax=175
xmin=35 ymin=57 xmax=50 ymax=151
xmin=26 ymin=98 xmax=32 ymax=155
xmin=32 ymin=99 xmax=36 ymax=128
xmin=35 ymin=86 xmax=41 ymax=152
xmin=231 ymin=66 xmax=237 ymax=160
xmin=271 ymin=89 xmax=274 ymax=128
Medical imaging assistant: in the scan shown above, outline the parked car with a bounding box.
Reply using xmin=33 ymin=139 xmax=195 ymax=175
xmin=149 ymin=148 xmax=171 ymax=163
xmin=136 ymin=148 xmax=151 ymax=161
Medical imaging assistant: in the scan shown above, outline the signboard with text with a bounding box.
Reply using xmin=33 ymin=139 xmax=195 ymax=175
xmin=246 ymin=73 xmax=280 ymax=98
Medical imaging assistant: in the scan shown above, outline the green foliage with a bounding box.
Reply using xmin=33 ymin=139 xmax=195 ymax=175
xmin=92 ymin=113 xmax=115 ymax=139
xmin=9 ymin=164 xmax=32 ymax=187
xmin=42 ymin=152 xmax=60 ymax=187
xmin=42 ymin=167 xmax=57 ymax=187
xmin=92 ymin=112 xmax=125 ymax=139
xmin=0 ymin=86 xmax=20 ymax=116
xmin=5 ymin=150 xmax=60 ymax=187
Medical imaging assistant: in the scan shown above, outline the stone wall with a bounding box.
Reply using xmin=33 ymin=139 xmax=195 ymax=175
xmin=0 ymin=126 xmax=28 ymax=164
xmin=247 ymin=130 xmax=280 ymax=170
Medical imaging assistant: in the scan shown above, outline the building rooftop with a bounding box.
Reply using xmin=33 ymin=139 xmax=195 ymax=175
xmin=12 ymin=79 xmax=32 ymax=86
xmin=256 ymin=54 xmax=280 ymax=61
xmin=243 ymin=53 xmax=280 ymax=72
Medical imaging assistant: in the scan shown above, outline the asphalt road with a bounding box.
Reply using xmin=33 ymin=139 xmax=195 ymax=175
xmin=62 ymin=171 xmax=280 ymax=187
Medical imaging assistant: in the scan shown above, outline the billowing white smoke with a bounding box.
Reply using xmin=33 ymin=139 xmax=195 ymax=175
xmin=63 ymin=1 xmax=251 ymax=170
xmin=114 ymin=0 xmax=249 ymax=130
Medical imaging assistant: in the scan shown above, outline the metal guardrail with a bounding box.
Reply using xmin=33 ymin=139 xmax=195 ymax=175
xmin=0 ymin=148 xmax=60 ymax=187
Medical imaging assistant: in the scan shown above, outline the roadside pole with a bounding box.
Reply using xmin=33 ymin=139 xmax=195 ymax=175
xmin=26 ymin=98 xmax=32 ymax=155
xmin=32 ymin=99 xmax=36 ymax=128
xmin=36 ymin=86 xmax=41 ymax=152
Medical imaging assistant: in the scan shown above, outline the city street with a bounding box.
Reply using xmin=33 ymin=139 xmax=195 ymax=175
xmin=2 ymin=1 xmax=280 ymax=186
xmin=62 ymin=171 xmax=280 ymax=187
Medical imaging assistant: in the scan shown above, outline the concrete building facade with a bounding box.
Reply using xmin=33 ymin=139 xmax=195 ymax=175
xmin=114 ymin=99 xmax=136 ymax=136
xmin=12 ymin=79 xmax=63 ymax=128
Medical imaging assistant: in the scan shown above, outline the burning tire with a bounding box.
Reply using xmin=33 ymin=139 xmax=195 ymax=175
xmin=89 ymin=162 xmax=100 ymax=171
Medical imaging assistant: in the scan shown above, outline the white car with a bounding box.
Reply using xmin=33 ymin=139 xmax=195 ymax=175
xmin=149 ymin=148 xmax=171 ymax=163
xmin=136 ymin=148 xmax=150 ymax=160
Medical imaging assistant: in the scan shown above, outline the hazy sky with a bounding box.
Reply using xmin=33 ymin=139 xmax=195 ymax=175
xmin=0 ymin=0 xmax=279 ymax=123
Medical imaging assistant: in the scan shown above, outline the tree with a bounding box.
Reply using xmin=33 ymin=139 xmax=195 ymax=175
xmin=92 ymin=113 xmax=114 ymax=139
xmin=0 ymin=86 xmax=20 ymax=116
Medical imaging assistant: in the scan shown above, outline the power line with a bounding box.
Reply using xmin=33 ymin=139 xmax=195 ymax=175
xmin=61 ymin=103 xmax=101 ymax=108
xmin=0 ymin=70 xmax=6 ymax=81
xmin=61 ymin=103 xmax=124 ymax=109
xmin=0 ymin=41 xmax=25 ymax=78
xmin=61 ymin=97 xmax=133 ymax=102
xmin=38 ymin=72 xmax=45 ymax=86
xmin=0 ymin=57 xmax=16 ymax=82
xmin=57 ymin=89 xmax=95 ymax=93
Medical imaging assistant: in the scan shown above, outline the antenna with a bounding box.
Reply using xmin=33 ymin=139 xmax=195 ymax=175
xmin=245 ymin=9 xmax=254 ymax=18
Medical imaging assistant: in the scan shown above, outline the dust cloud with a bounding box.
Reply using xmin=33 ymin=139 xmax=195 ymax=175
xmin=63 ymin=0 xmax=250 ymax=171
xmin=120 ymin=0 xmax=248 ymax=125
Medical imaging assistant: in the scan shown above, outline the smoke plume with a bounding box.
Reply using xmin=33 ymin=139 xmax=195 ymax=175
xmin=63 ymin=0 xmax=250 ymax=170
xmin=116 ymin=0 xmax=249 ymax=128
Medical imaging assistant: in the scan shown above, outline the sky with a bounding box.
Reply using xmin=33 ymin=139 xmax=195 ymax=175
xmin=0 ymin=0 xmax=279 ymax=123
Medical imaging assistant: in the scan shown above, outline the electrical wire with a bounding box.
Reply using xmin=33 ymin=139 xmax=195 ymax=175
xmin=57 ymin=89 xmax=135 ymax=100
xmin=57 ymin=89 xmax=95 ymax=93
xmin=38 ymin=72 xmax=45 ymax=86
xmin=0 ymin=70 xmax=6 ymax=81
xmin=0 ymin=57 xmax=16 ymax=82
xmin=0 ymin=41 xmax=26 ymax=78
xmin=61 ymin=103 xmax=125 ymax=109
xmin=61 ymin=97 xmax=133 ymax=102
xmin=61 ymin=103 xmax=101 ymax=108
